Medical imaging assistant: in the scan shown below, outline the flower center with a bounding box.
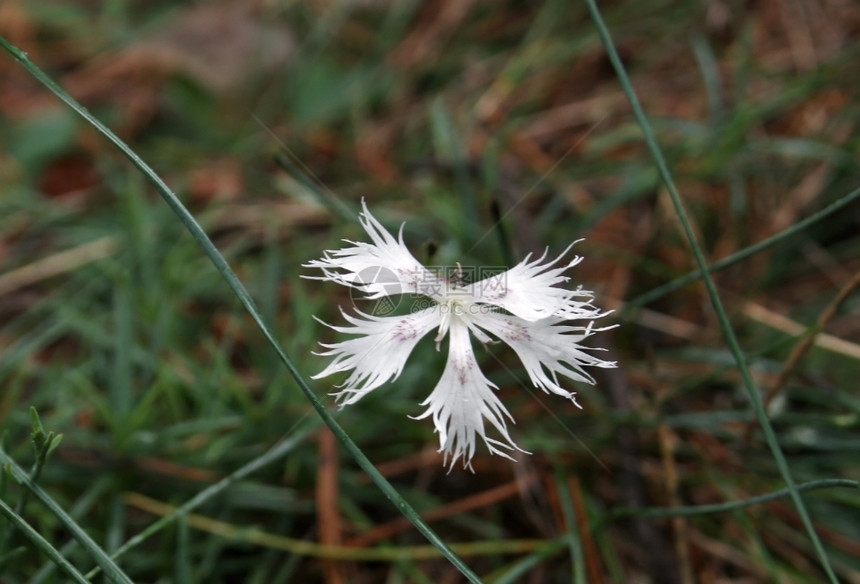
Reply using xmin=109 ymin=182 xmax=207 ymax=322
xmin=433 ymin=293 xmax=471 ymax=350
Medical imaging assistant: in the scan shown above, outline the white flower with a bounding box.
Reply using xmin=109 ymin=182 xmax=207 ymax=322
xmin=304 ymin=201 xmax=617 ymax=470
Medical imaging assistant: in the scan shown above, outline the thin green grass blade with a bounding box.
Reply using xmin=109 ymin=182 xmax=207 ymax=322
xmin=0 ymin=497 xmax=91 ymax=584
xmin=488 ymin=540 xmax=567 ymax=584
xmin=582 ymin=4 xmax=840 ymax=581
xmin=716 ymin=472 xmax=784 ymax=583
xmin=610 ymin=479 xmax=858 ymax=519
xmin=0 ymin=450 xmax=135 ymax=584
xmin=94 ymin=417 xmax=320 ymax=576
xmin=624 ymin=186 xmax=860 ymax=312
xmin=554 ymin=474 xmax=585 ymax=584
xmin=175 ymin=518 xmax=193 ymax=583
xmin=30 ymin=476 xmax=113 ymax=584
xmin=1 ymin=409 xmax=62 ymax=551
xmin=0 ymin=34 xmax=483 ymax=584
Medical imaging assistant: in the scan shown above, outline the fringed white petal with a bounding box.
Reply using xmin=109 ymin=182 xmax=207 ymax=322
xmin=413 ymin=319 xmax=526 ymax=471
xmin=313 ymin=307 xmax=439 ymax=405
xmin=472 ymin=310 xmax=617 ymax=402
xmin=470 ymin=243 xmax=604 ymax=321
xmin=303 ymin=200 xmax=445 ymax=300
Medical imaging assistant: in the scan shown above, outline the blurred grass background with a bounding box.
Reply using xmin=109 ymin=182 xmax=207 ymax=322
xmin=1 ymin=0 xmax=859 ymax=582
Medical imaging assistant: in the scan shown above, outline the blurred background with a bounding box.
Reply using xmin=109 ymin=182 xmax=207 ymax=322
xmin=1 ymin=1 xmax=858 ymax=582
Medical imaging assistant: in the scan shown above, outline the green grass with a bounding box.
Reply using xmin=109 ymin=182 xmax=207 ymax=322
xmin=1 ymin=1 xmax=859 ymax=582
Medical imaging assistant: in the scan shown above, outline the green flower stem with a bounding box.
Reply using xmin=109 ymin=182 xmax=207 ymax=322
xmin=0 ymin=409 xmax=64 ymax=565
xmin=18 ymin=408 xmax=58 ymax=514
xmin=582 ymin=3 xmax=839 ymax=582
xmin=0 ymin=35 xmax=482 ymax=584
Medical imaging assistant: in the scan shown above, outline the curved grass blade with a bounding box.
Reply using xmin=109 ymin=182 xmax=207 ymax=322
xmin=582 ymin=4 xmax=841 ymax=581
xmin=610 ymin=479 xmax=858 ymax=520
xmin=625 ymin=186 xmax=860 ymax=313
xmin=0 ymin=36 xmax=483 ymax=584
